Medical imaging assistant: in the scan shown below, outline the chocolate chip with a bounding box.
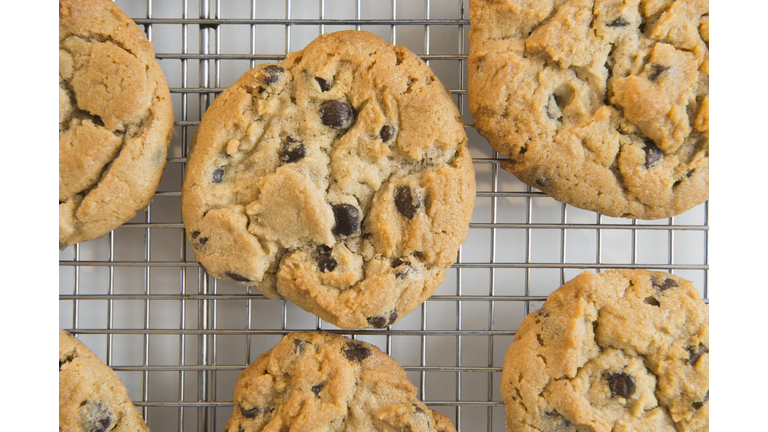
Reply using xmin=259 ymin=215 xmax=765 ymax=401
xmin=367 ymin=316 xmax=387 ymax=328
xmin=240 ymin=406 xmax=260 ymax=418
xmin=317 ymin=256 xmax=337 ymax=272
xmin=652 ymin=276 xmax=679 ymax=291
xmin=226 ymin=271 xmax=251 ymax=283
xmin=648 ymin=64 xmax=670 ymax=81
xmin=413 ymin=405 xmax=425 ymax=414
xmin=316 ymin=246 xmax=337 ymax=273
xmin=198 ymin=237 xmax=209 ymax=245
xmin=395 ymin=186 xmax=421 ymax=219
xmin=213 ymin=168 xmax=224 ymax=183
xmin=687 ymin=344 xmax=708 ymax=366
xmin=331 ymin=204 xmax=360 ymax=236
xmin=343 ymin=341 xmax=371 ymax=361
xmin=315 ymin=77 xmax=330 ymax=92
xmin=279 ymin=136 xmax=306 ymax=163
xmin=391 ymin=259 xmax=412 ymax=279
xmin=380 ymin=125 xmax=395 ymax=142
xmin=312 ymin=384 xmax=323 ymax=396
xmin=387 ymin=311 xmax=398 ymax=325
xmin=264 ymin=65 xmax=284 ymax=85
xmin=644 ymin=139 xmax=663 ymax=169
xmin=544 ymin=411 xmax=572 ymax=428
xmin=545 ymin=94 xmax=562 ymax=120
xmin=644 ymin=296 xmax=660 ymax=306
xmin=534 ymin=176 xmax=550 ymax=189
xmin=191 ymin=231 xmax=201 ymax=239
xmin=79 ymin=401 xmax=115 ymax=432
xmin=320 ymin=100 xmax=354 ymax=129
xmin=693 ymin=391 xmax=709 ymax=409
xmin=368 ymin=310 xmax=398 ymax=328
xmin=607 ymin=17 xmax=629 ymax=27
xmin=606 ymin=372 xmax=636 ymax=398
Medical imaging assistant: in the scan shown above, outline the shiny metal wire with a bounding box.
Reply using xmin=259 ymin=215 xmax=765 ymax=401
xmin=59 ymin=1 xmax=709 ymax=431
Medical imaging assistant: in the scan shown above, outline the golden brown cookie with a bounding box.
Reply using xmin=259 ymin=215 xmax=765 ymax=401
xmin=468 ymin=0 xmax=708 ymax=219
xmin=182 ymin=30 xmax=475 ymax=329
xmin=501 ymin=270 xmax=708 ymax=431
xmin=59 ymin=329 xmax=151 ymax=432
xmin=59 ymin=0 xmax=174 ymax=248
xmin=224 ymin=331 xmax=456 ymax=432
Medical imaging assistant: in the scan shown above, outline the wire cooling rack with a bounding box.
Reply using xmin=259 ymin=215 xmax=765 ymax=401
xmin=58 ymin=1 xmax=709 ymax=431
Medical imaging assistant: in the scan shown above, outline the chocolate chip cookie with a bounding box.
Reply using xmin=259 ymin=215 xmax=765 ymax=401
xmin=181 ymin=30 xmax=475 ymax=329
xmin=468 ymin=0 xmax=708 ymax=219
xmin=59 ymin=0 xmax=174 ymax=248
xmin=224 ymin=331 xmax=456 ymax=432
xmin=59 ymin=329 xmax=151 ymax=432
xmin=501 ymin=270 xmax=708 ymax=432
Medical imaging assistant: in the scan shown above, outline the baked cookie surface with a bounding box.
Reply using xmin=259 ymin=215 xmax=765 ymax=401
xmin=59 ymin=0 xmax=174 ymax=248
xmin=501 ymin=270 xmax=708 ymax=432
xmin=224 ymin=331 xmax=456 ymax=432
xmin=181 ymin=30 xmax=475 ymax=329
xmin=468 ymin=0 xmax=708 ymax=219
xmin=59 ymin=329 xmax=150 ymax=432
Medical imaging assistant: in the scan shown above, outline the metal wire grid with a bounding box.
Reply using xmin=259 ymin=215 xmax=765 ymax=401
xmin=58 ymin=1 xmax=709 ymax=431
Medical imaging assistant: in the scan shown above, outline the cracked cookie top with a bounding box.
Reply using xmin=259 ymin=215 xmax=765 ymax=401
xmin=224 ymin=331 xmax=456 ymax=432
xmin=468 ymin=0 xmax=708 ymax=219
xmin=59 ymin=329 xmax=151 ymax=432
xmin=59 ymin=0 xmax=174 ymax=248
xmin=181 ymin=30 xmax=475 ymax=329
xmin=500 ymin=270 xmax=708 ymax=432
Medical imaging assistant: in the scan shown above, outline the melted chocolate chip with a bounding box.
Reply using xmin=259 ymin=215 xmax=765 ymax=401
xmin=652 ymin=276 xmax=679 ymax=291
xmin=279 ymin=136 xmax=307 ymax=163
xmin=191 ymin=231 xmax=201 ymax=239
xmin=294 ymin=338 xmax=307 ymax=354
xmin=648 ymin=64 xmax=670 ymax=81
xmin=320 ymin=100 xmax=354 ymax=129
xmin=79 ymin=401 xmax=115 ymax=432
xmin=644 ymin=139 xmax=663 ymax=169
xmin=687 ymin=344 xmax=709 ymax=366
xmin=315 ymin=77 xmax=330 ymax=92
xmin=395 ymin=186 xmax=421 ymax=219
xmin=606 ymin=372 xmax=636 ymax=399
xmin=226 ymin=271 xmax=251 ymax=283
xmin=213 ymin=168 xmax=224 ymax=183
xmin=331 ymin=204 xmax=360 ymax=236
xmin=607 ymin=17 xmax=629 ymax=27
xmin=380 ymin=125 xmax=395 ymax=142
xmin=240 ymin=406 xmax=260 ymax=418
xmin=312 ymin=384 xmax=323 ymax=396
xmin=264 ymin=65 xmax=284 ymax=85
xmin=343 ymin=341 xmax=371 ymax=362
